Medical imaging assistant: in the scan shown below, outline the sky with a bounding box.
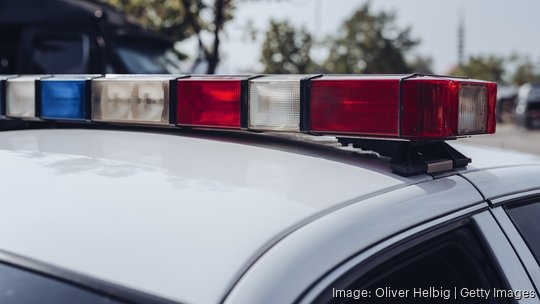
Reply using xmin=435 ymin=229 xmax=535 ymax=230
xmin=196 ymin=0 xmax=540 ymax=74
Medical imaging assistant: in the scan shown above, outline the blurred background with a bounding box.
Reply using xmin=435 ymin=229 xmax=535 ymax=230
xmin=0 ymin=0 xmax=539 ymax=154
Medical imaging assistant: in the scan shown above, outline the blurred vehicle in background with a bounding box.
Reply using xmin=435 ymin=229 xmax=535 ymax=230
xmin=496 ymin=85 xmax=517 ymax=123
xmin=515 ymin=83 xmax=540 ymax=129
xmin=0 ymin=0 xmax=182 ymax=74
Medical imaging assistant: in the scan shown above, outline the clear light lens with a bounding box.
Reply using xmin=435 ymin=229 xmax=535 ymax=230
xmin=100 ymin=82 xmax=135 ymax=120
xmin=6 ymin=76 xmax=43 ymax=118
xmin=133 ymin=82 xmax=166 ymax=121
xmin=458 ymin=84 xmax=487 ymax=134
xmin=249 ymin=75 xmax=303 ymax=131
xmin=92 ymin=76 xmax=171 ymax=125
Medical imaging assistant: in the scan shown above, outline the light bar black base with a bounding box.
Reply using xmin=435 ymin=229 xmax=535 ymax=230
xmin=337 ymin=138 xmax=471 ymax=176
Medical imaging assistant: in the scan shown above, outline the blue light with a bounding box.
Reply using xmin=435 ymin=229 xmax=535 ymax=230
xmin=41 ymin=80 xmax=86 ymax=120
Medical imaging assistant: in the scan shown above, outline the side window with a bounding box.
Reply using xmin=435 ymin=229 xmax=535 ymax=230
xmin=115 ymin=37 xmax=182 ymax=74
xmin=0 ymin=262 xmax=124 ymax=304
xmin=22 ymin=31 xmax=89 ymax=74
xmin=314 ymin=225 xmax=511 ymax=304
xmin=506 ymin=201 xmax=540 ymax=265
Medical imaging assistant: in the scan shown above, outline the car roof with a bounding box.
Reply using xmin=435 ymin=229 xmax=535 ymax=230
xmin=451 ymin=142 xmax=540 ymax=170
xmin=0 ymin=128 xmax=538 ymax=303
xmin=0 ymin=129 xmax=428 ymax=303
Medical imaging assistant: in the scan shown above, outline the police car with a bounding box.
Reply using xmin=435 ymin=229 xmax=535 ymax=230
xmin=0 ymin=74 xmax=539 ymax=304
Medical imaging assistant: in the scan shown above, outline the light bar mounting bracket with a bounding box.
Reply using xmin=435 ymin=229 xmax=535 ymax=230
xmin=337 ymin=138 xmax=471 ymax=176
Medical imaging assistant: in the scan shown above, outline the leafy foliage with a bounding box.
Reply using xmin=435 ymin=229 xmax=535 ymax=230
xmin=450 ymin=55 xmax=506 ymax=83
xmin=101 ymin=0 xmax=234 ymax=73
xmin=509 ymin=55 xmax=540 ymax=85
xmin=260 ymin=20 xmax=315 ymax=73
xmin=408 ymin=55 xmax=433 ymax=74
xmin=258 ymin=2 xmax=427 ymax=74
xmin=102 ymin=0 xmax=201 ymax=41
xmin=322 ymin=3 xmax=419 ymax=74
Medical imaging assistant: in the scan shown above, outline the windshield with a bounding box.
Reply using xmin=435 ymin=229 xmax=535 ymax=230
xmin=116 ymin=39 xmax=182 ymax=74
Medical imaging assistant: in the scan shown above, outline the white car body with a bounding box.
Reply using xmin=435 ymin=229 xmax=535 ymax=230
xmin=0 ymin=129 xmax=539 ymax=304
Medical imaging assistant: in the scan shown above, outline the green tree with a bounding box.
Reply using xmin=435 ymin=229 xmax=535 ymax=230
xmin=260 ymin=20 xmax=315 ymax=74
xmin=509 ymin=55 xmax=540 ymax=85
xmin=101 ymin=0 xmax=234 ymax=74
xmin=450 ymin=55 xmax=505 ymax=83
xmin=409 ymin=55 xmax=433 ymax=74
xmin=322 ymin=2 xmax=419 ymax=74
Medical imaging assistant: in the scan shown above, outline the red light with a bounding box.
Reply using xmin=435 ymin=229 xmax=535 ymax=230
xmin=309 ymin=75 xmax=496 ymax=140
xmin=401 ymin=77 xmax=496 ymax=139
xmin=177 ymin=77 xmax=242 ymax=129
xmin=401 ymin=78 xmax=458 ymax=138
xmin=310 ymin=76 xmax=401 ymax=136
xmin=486 ymin=82 xmax=497 ymax=134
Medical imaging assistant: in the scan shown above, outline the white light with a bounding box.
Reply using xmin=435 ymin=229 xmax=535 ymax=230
xmin=458 ymin=84 xmax=487 ymax=134
xmin=6 ymin=76 xmax=47 ymax=118
xmin=100 ymin=82 xmax=134 ymax=120
xmin=133 ymin=82 xmax=166 ymax=121
xmin=249 ymin=75 xmax=304 ymax=131
xmin=92 ymin=76 xmax=172 ymax=125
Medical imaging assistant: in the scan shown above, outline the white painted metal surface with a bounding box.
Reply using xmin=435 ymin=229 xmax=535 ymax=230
xmin=453 ymin=142 xmax=540 ymax=200
xmin=451 ymin=142 xmax=540 ymax=171
xmin=0 ymin=129 xmax=538 ymax=303
xmin=224 ymin=176 xmax=484 ymax=304
xmin=0 ymin=129 xmax=425 ymax=304
xmin=462 ymin=165 xmax=540 ymax=200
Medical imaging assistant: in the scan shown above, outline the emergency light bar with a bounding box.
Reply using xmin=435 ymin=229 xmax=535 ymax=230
xmin=0 ymin=73 xmax=497 ymax=176
xmin=248 ymin=74 xmax=307 ymax=131
xmin=400 ymin=76 xmax=496 ymax=138
xmin=308 ymin=75 xmax=496 ymax=138
xmin=40 ymin=75 xmax=101 ymax=121
xmin=91 ymin=75 xmax=184 ymax=125
xmin=309 ymin=75 xmax=401 ymax=136
xmin=5 ymin=75 xmax=51 ymax=119
xmin=0 ymin=75 xmax=18 ymax=117
xmin=177 ymin=75 xmax=247 ymax=129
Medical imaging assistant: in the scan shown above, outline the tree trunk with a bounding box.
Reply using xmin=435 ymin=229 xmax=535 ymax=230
xmin=207 ymin=0 xmax=224 ymax=74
